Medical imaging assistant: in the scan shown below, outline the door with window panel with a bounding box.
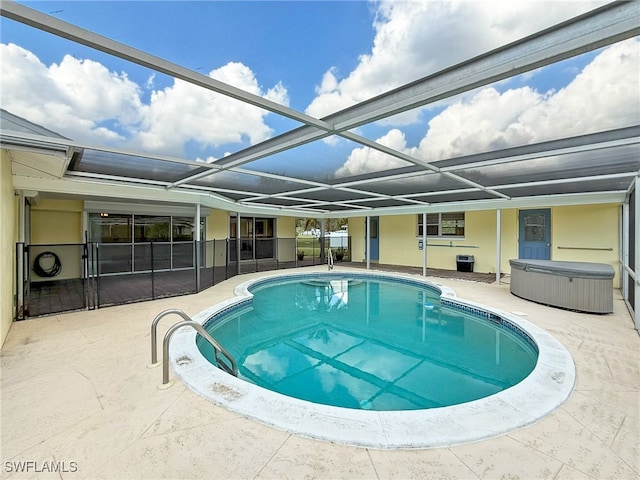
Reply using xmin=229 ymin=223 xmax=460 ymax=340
xmin=518 ymin=209 xmax=551 ymax=260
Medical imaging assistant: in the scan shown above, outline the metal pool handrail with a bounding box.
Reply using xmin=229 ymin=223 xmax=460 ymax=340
xmin=328 ymin=248 xmax=334 ymax=270
xmin=150 ymin=308 xmax=191 ymax=366
xmin=150 ymin=309 xmax=238 ymax=386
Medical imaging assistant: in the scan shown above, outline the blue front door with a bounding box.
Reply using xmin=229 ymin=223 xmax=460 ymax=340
xmin=519 ymin=209 xmax=551 ymax=259
xmin=369 ymin=217 xmax=379 ymax=261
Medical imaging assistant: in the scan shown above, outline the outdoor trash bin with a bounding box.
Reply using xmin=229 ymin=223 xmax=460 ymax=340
xmin=456 ymin=255 xmax=475 ymax=272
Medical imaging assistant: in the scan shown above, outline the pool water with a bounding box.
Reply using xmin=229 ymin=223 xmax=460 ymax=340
xmin=197 ymin=276 xmax=538 ymax=411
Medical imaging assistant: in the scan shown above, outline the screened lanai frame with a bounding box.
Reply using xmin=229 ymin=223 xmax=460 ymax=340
xmin=1 ymin=0 xmax=639 ymax=216
xmin=1 ymin=1 xmax=639 ymax=327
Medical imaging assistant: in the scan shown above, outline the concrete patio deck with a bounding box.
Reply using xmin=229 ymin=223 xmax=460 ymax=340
xmin=1 ymin=266 xmax=638 ymax=479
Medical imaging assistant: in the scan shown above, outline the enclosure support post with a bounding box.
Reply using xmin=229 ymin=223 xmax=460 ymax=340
xmin=236 ymin=212 xmax=241 ymax=276
xmin=17 ymin=191 xmax=25 ymax=318
xmin=622 ymin=202 xmax=628 ymax=307
xmin=634 ymin=176 xmax=639 ymax=330
xmin=496 ymin=209 xmax=502 ymax=285
xmin=320 ymin=218 xmax=326 ymax=264
xmin=195 ymin=203 xmax=201 ymax=290
xmin=422 ymin=212 xmax=427 ymax=277
xmin=366 ymin=216 xmax=371 ymax=271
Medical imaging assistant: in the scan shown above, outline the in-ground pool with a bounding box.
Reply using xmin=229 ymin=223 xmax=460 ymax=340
xmin=196 ymin=276 xmax=538 ymax=411
xmin=168 ymin=271 xmax=575 ymax=449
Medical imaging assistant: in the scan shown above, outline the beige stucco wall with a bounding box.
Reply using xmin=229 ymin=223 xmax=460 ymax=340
xmin=550 ymin=204 xmax=620 ymax=277
xmin=277 ymin=217 xmax=296 ymax=238
xmin=205 ymin=210 xmax=228 ymax=267
xmin=31 ymin=199 xmax=83 ymax=243
xmin=348 ymin=217 xmax=366 ymax=262
xmin=350 ymin=206 xmax=620 ymax=286
xmin=30 ymin=199 xmax=83 ymax=282
xmin=377 ymin=211 xmax=516 ymax=273
xmin=207 ymin=209 xmax=229 ymax=240
xmin=500 ymin=209 xmax=519 ymax=271
xmin=277 ymin=217 xmax=296 ymax=262
xmin=0 ymin=150 xmax=16 ymax=347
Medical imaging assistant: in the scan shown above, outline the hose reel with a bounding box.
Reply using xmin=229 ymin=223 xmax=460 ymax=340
xmin=33 ymin=251 xmax=62 ymax=278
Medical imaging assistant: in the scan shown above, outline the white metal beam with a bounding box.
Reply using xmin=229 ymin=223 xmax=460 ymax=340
xmin=326 ymin=1 xmax=640 ymax=130
xmin=173 ymin=1 xmax=640 ymax=187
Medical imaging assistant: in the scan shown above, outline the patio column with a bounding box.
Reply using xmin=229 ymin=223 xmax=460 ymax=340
xmin=422 ymin=212 xmax=427 ymax=277
xmin=320 ymin=218 xmax=326 ymax=264
xmin=236 ymin=212 xmax=241 ymax=275
xmin=622 ymin=201 xmax=628 ymax=303
xmin=17 ymin=190 xmax=25 ymax=318
xmin=496 ymin=209 xmax=502 ymax=285
xmin=195 ymin=203 xmax=201 ymax=290
xmin=366 ymin=216 xmax=371 ymax=270
xmin=634 ymin=176 xmax=639 ymax=330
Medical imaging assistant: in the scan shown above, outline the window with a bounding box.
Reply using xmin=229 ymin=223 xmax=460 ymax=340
xmin=230 ymin=216 xmax=275 ymax=260
xmin=88 ymin=213 xmax=205 ymax=273
xmin=89 ymin=213 xmax=132 ymax=243
xmin=134 ymin=215 xmax=170 ymax=242
xmin=417 ymin=212 xmax=465 ymax=237
xmin=523 ymin=213 xmax=545 ymax=241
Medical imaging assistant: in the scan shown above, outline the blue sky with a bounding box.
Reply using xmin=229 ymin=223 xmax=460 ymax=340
xmin=1 ymin=1 xmax=376 ymax=110
xmin=1 ymin=1 xmax=638 ymax=180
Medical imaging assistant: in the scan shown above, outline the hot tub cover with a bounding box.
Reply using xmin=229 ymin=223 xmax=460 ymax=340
xmin=509 ymin=259 xmax=615 ymax=279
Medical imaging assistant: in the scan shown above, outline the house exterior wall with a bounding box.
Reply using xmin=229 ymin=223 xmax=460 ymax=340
xmin=348 ymin=217 xmax=366 ymax=262
xmin=376 ymin=211 xmax=513 ymax=273
xmin=550 ymin=204 xmax=620 ymax=273
xmin=349 ymin=205 xmax=620 ymax=287
xmin=277 ymin=217 xmax=296 ymax=262
xmin=30 ymin=200 xmax=83 ymax=282
xmin=31 ymin=199 xmax=83 ymax=243
xmin=500 ymin=209 xmax=519 ymax=272
xmin=207 ymin=209 xmax=229 ymax=239
xmin=1 ymin=150 xmax=17 ymax=347
xmin=277 ymin=216 xmax=296 ymax=237
xmin=3 ymin=195 xmax=622 ymax=340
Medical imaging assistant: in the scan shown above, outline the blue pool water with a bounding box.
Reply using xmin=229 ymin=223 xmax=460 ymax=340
xmin=197 ymin=275 xmax=538 ymax=411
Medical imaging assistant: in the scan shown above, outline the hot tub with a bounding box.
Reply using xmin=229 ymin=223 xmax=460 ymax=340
xmin=509 ymin=259 xmax=614 ymax=314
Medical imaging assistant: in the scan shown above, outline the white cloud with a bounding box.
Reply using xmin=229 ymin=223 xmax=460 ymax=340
xmin=306 ymin=0 xmax=608 ymax=119
xmin=135 ymin=62 xmax=288 ymax=154
xmin=0 ymin=45 xmax=289 ymax=156
xmin=336 ymin=128 xmax=413 ymax=177
xmin=0 ymin=43 xmax=142 ymax=143
xmin=335 ymin=38 xmax=640 ymax=176
xmin=422 ymin=38 xmax=640 ymax=161
xmin=418 ymin=87 xmax=544 ymax=160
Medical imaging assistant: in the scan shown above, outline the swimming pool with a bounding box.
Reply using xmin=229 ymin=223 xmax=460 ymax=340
xmin=168 ymin=270 xmax=575 ymax=449
xmin=195 ymin=276 xmax=538 ymax=411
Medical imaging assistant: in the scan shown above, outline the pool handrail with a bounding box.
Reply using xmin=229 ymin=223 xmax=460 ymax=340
xmin=150 ymin=308 xmax=192 ymax=366
xmin=150 ymin=309 xmax=238 ymax=385
xmin=161 ymin=320 xmax=238 ymax=384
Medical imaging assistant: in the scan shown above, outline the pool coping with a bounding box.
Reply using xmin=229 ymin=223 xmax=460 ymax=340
xmin=168 ymin=270 xmax=576 ymax=449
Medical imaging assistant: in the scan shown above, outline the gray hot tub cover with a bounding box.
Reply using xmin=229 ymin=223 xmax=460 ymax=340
xmin=509 ymin=259 xmax=615 ymax=279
